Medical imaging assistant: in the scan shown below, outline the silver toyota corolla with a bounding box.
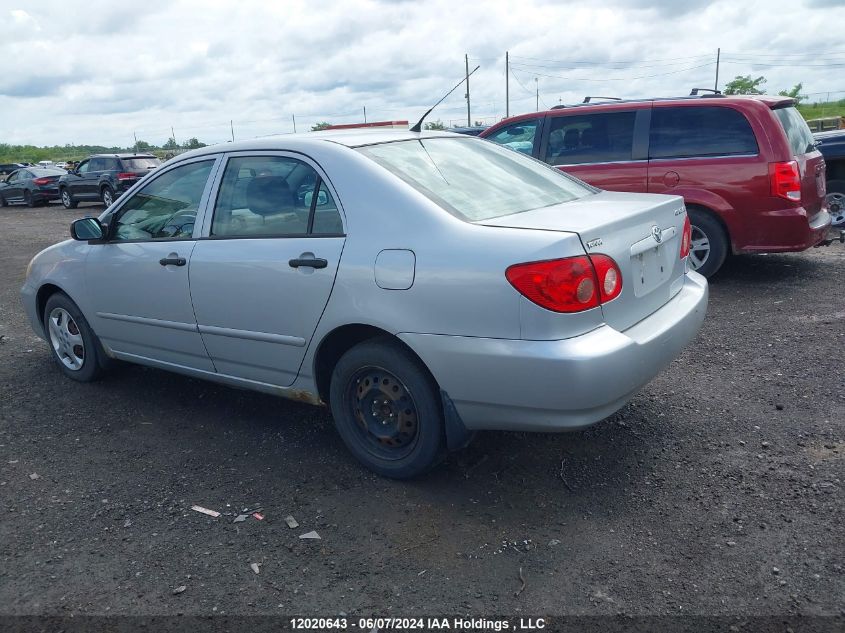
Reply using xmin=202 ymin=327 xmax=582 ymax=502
xmin=21 ymin=130 xmax=708 ymax=478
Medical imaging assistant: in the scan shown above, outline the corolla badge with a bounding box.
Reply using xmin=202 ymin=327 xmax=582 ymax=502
xmin=651 ymin=225 xmax=662 ymax=243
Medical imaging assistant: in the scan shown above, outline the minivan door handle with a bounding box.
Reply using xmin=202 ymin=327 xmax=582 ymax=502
xmin=159 ymin=256 xmax=187 ymax=267
xmin=289 ymin=257 xmax=328 ymax=269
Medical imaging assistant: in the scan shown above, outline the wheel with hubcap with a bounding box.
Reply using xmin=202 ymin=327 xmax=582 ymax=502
xmin=329 ymin=339 xmax=446 ymax=478
xmin=24 ymin=190 xmax=35 ymax=208
xmin=825 ymin=180 xmax=845 ymax=227
xmin=101 ymin=186 xmax=115 ymax=208
xmin=686 ymin=208 xmax=728 ymax=278
xmin=60 ymin=188 xmax=78 ymax=209
xmin=43 ymin=292 xmax=104 ymax=382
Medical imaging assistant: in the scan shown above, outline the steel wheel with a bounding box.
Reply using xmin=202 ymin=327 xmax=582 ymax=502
xmin=827 ymin=191 xmax=845 ymax=227
xmin=47 ymin=307 xmax=85 ymax=371
xmin=102 ymin=187 xmax=114 ymax=207
xmin=346 ymin=365 xmax=420 ymax=460
xmin=688 ymin=224 xmax=710 ymax=271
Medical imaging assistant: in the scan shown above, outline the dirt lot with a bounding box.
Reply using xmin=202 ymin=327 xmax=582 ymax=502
xmin=0 ymin=203 xmax=843 ymax=623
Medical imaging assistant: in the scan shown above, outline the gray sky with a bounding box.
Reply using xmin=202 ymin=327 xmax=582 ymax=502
xmin=1 ymin=0 xmax=844 ymax=147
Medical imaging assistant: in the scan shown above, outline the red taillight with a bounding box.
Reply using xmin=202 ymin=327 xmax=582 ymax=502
xmin=680 ymin=215 xmax=691 ymax=260
xmin=506 ymin=254 xmax=622 ymax=313
xmin=32 ymin=177 xmax=52 ymax=185
xmin=769 ymin=160 xmax=801 ymax=202
xmin=117 ymin=172 xmax=135 ymax=181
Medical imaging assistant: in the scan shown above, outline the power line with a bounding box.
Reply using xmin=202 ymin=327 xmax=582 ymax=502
xmin=508 ymin=53 xmax=713 ymax=64
xmin=510 ymin=61 xmax=715 ymax=83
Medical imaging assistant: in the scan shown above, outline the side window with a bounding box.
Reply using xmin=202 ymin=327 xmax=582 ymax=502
xmin=111 ymin=159 xmax=215 ymax=242
xmin=76 ymin=161 xmax=90 ymax=174
xmin=7 ymin=171 xmax=19 ymax=182
xmin=485 ymin=119 xmax=539 ymax=155
xmin=211 ymin=156 xmax=342 ymax=238
xmin=104 ymin=158 xmax=120 ymax=171
xmin=544 ymin=111 xmax=636 ymax=165
xmin=650 ymin=106 xmax=759 ymax=159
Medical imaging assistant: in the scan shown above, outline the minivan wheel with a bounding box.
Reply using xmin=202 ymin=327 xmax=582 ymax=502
xmin=101 ymin=186 xmax=115 ymax=208
xmin=687 ymin=208 xmax=728 ymax=277
xmin=825 ymin=180 xmax=845 ymax=226
xmin=61 ymin=188 xmax=78 ymax=209
xmin=329 ymin=338 xmax=447 ymax=479
xmin=43 ymin=292 xmax=104 ymax=382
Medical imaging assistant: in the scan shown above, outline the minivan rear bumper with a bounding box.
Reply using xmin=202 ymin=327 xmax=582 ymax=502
xmin=400 ymin=271 xmax=708 ymax=432
xmin=736 ymin=207 xmax=831 ymax=253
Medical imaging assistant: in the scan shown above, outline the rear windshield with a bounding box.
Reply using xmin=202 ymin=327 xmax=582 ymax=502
xmin=31 ymin=168 xmax=65 ymax=176
xmin=357 ymin=137 xmax=593 ymax=221
xmin=774 ymin=106 xmax=815 ymax=156
xmin=121 ymin=157 xmax=161 ymax=170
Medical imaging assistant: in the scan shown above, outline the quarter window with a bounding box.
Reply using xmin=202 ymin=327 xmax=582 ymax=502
xmin=211 ymin=156 xmax=343 ymax=238
xmin=544 ymin=111 xmax=636 ymax=165
xmin=111 ymin=160 xmax=215 ymax=241
xmin=649 ymin=106 xmax=758 ymax=159
xmin=485 ymin=119 xmax=540 ymax=155
xmin=76 ymin=161 xmax=90 ymax=174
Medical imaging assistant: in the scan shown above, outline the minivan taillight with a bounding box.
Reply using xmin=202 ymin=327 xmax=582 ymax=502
xmin=117 ymin=172 xmax=135 ymax=181
xmin=680 ymin=215 xmax=691 ymax=259
xmin=506 ymin=255 xmax=622 ymax=313
xmin=769 ymin=160 xmax=801 ymax=202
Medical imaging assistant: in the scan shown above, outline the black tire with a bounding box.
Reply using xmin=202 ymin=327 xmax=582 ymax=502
xmin=24 ymin=190 xmax=35 ymax=208
xmin=329 ymin=338 xmax=446 ymax=479
xmin=687 ymin=207 xmax=728 ymax=278
xmin=60 ymin=188 xmax=78 ymax=209
xmin=101 ymin=186 xmax=115 ymax=208
xmin=42 ymin=292 xmax=104 ymax=382
xmin=825 ymin=179 xmax=845 ymax=227
xmin=0 ymin=194 xmax=6 ymax=207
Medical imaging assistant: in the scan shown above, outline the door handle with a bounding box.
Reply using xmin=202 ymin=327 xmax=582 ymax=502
xmin=289 ymin=257 xmax=328 ymax=269
xmin=159 ymin=257 xmax=186 ymax=267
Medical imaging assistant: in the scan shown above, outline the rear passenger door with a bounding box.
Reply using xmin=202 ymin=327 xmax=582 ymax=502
xmin=540 ymin=109 xmax=648 ymax=191
xmin=189 ymin=153 xmax=346 ymax=387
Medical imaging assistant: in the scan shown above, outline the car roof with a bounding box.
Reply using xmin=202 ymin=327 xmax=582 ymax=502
xmin=89 ymin=153 xmax=158 ymax=159
xmin=167 ymin=129 xmax=463 ymax=161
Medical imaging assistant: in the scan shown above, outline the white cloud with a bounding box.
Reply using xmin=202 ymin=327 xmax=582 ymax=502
xmin=0 ymin=0 xmax=842 ymax=147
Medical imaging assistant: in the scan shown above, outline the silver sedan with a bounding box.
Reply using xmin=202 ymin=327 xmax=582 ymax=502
xmin=21 ymin=130 xmax=708 ymax=478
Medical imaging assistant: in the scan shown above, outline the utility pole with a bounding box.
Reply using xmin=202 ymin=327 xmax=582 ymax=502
xmin=505 ymin=51 xmax=509 ymax=118
xmin=535 ymin=77 xmax=539 ymax=112
xmin=292 ymin=114 xmax=297 ymax=133
xmin=714 ymin=48 xmax=721 ymax=93
xmin=133 ymin=131 xmax=138 ymax=151
xmin=363 ymin=106 xmax=367 ymax=123
xmin=465 ymin=53 xmax=471 ymax=126
xmin=171 ymin=126 xmax=175 ymax=143
xmin=230 ymin=120 xmax=235 ymax=142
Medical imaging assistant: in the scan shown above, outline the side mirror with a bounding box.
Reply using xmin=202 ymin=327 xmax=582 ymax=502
xmin=70 ymin=217 xmax=105 ymax=241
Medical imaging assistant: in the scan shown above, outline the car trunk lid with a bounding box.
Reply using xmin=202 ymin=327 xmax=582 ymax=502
xmin=480 ymin=191 xmax=688 ymax=332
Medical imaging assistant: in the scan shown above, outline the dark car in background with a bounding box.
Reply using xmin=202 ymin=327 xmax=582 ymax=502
xmin=0 ymin=167 xmax=66 ymax=207
xmin=58 ymin=154 xmax=161 ymax=209
xmin=0 ymin=163 xmax=26 ymax=178
xmin=814 ymin=129 xmax=845 ymax=226
xmin=481 ymin=95 xmax=829 ymax=277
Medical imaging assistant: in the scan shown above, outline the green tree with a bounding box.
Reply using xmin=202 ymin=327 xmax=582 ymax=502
xmin=134 ymin=140 xmax=152 ymax=151
xmin=778 ymin=82 xmax=804 ymax=104
xmin=162 ymin=136 xmax=179 ymax=150
xmin=183 ymin=137 xmax=206 ymax=149
xmin=724 ymin=75 xmax=767 ymax=95
xmin=311 ymin=122 xmax=331 ymax=131
xmin=424 ymin=120 xmax=446 ymax=130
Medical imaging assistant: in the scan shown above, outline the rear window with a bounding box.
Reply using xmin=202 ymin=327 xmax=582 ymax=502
xmin=774 ymin=106 xmax=816 ymax=156
xmin=31 ymin=168 xmax=65 ymax=176
xmin=122 ymin=157 xmax=161 ymax=170
xmin=357 ymin=137 xmax=593 ymax=222
xmin=650 ymin=106 xmax=758 ymax=159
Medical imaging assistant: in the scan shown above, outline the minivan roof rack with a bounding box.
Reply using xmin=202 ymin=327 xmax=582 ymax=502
xmin=582 ymin=96 xmax=622 ymax=103
xmin=690 ymin=88 xmax=723 ymax=96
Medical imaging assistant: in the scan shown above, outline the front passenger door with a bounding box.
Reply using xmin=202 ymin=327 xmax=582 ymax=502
xmin=67 ymin=160 xmax=91 ymax=199
xmin=85 ymin=157 xmax=219 ymax=370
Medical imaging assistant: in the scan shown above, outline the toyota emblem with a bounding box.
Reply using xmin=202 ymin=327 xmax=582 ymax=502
xmin=651 ymin=225 xmax=662 ymax=243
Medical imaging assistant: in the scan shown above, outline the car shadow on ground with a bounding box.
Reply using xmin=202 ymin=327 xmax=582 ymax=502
xmin=709 ymin=251 xmax=827 ymax=286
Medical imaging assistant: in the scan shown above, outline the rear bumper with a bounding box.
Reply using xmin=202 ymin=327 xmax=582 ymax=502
xmin=735 ymin=207 xmax=831 ymax=253
xmin=33 ymin=188 xmax=59 ymax=202
xmin=400 ymin=272 xmax=708 ymax=432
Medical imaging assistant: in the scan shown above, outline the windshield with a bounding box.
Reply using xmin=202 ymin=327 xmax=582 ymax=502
xmin=774 ymin=106 xmax=815 ymax=155
xmin=122 ymin=157 xmax=161 ymax=170
xmin=357 ymin=137 xmax=594 ymax=221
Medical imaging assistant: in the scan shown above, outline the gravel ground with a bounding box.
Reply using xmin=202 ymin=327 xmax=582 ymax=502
xmin=0 ymin=203 xmax=843 ymax=622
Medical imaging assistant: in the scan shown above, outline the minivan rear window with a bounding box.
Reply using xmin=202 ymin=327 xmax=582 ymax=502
xmin=774 ymin=106 xmax=815 ymax=156
xmin=649 ymin=106 xmax=758 ymax=159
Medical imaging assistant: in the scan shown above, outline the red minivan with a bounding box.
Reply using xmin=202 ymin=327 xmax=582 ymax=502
xmin=481 ymin=95 xmax=830 ymax=276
